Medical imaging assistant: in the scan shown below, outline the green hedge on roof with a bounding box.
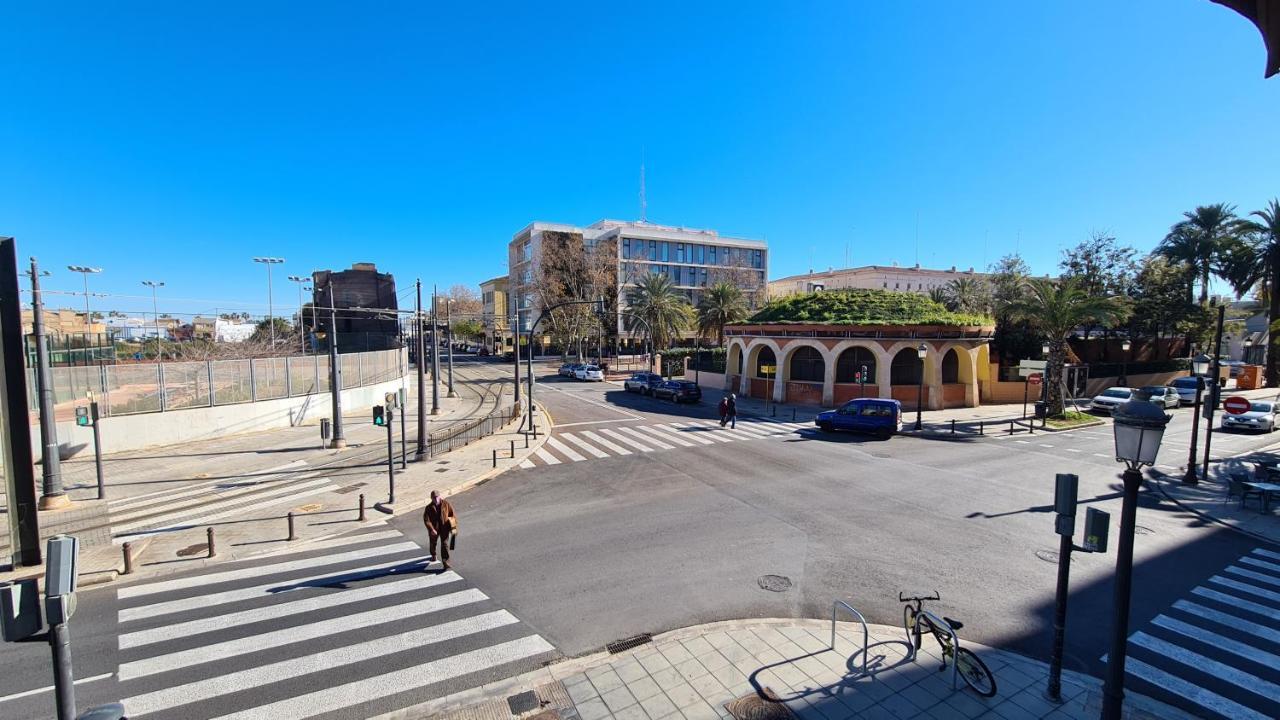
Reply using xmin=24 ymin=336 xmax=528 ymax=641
xmin=746 ymin=289 xmax=993 ymax=326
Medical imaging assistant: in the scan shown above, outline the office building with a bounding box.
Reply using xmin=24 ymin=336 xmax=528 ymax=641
xmin=769 ymin=264 xmax=986 ymax=298
xmin=479 ymin=275 xmax=510 ymax=354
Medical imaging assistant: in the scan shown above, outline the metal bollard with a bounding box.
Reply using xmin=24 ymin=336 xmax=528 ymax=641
xmin=510 ymin=439 xmax=515 ymax=458
xmin=358 ymin=493 xmax=367 ymax=521
xmin=492 ymin=448 xmax=497 ymax=468
xmin=771 ymin=405 xmax=776 ymax=417
xmin=1009 ymin=419 xmax=1015 ymax=435
xmin=524 ymin=433 xmax=529 ymax=449
xmin=951 ymin=419 xmax=956 ymax=435
xmin=207 ymin=527 xmax=216 ymax=558
xmin=792 ymin=408 xmax=796 ymax=422
xmin=287 ymin=512 xmax=297 ymax=541
xmin=1029 ymin=418 xmax=1035 ymax=435
xmin=121 ymin=542 xmax=134 ymax=575
xmin=979 ymin=420 xmax=984 ymax=436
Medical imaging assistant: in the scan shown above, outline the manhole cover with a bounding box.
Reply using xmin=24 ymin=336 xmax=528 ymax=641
xmin=1035 ymin=549 xmax=1071 ymax=564
xmin=176 ymin=544 xmax=208 ymax=557
xmin=507 ymin=690 xmax=540 ymax=715
xmin=758 ymin=575 xmax=792 ymax=592
xmin=295 ymin=503 xmax=322 ymax=513
xmin=725 ymin=688 xmax=793 ymax=720
xmin=1134 ymin=525 xmax=1154 ymax=535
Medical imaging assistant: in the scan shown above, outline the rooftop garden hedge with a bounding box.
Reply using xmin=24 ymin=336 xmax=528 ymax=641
xmin=745 ymin=289 xmax=994 ymax=326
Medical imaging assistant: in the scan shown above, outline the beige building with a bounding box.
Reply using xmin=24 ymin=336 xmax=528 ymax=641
xmin=479 ymin=275 xmax=510 ymax=354
xmin=769 ymin=264 xmax=986 ymax=298
xmin=21 ymin=308 xmax=106 ymax=337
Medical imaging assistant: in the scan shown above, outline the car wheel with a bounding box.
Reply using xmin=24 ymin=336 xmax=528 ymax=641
xmin=818 ymin=421 xmax=833 ymax=432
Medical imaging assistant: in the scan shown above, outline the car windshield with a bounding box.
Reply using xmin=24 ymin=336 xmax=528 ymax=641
xmin=1101 ymin=389 xmax=1130 ymax=398
xmin=1251 ymin=402 xmax=1273 ymax=412
xmin=1173 ymin=378 xmax=1198 ymax=388
xmin=584 ymin=366 xmax=599 ymax=371
xmin=1140 ymin=387 xmax=1166 ymax=395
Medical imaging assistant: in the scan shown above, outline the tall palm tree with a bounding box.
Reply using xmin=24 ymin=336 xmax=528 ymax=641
xmin=927 ymin=287 xmax=951 ymax=308
xmin=944 ymin=277 xmax=991 ymax=314
xmin=1005 ymin=277 xmax=1129 ymax=416
xmin=1155 ymin=203 xmax=1243 ymax=305
xmin=696 ymin=282 xmax=748 ymax=347
xmin=1224 ymin=199 xmax=1280 ymax=385
xmin=625 ymin=273 xmax=693 ymax=353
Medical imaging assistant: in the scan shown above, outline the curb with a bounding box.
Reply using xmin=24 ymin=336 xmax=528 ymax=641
xmin=1150 ymin=470 xmax=1279 ymax=546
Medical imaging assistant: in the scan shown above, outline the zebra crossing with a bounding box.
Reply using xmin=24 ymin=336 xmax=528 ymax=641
xmin=518 ymin=418 xmax=812 ymax=467
xmin=107 ymin=460 xmax=338 ymax=545
xmin=113 ymin=527 xmax=556 ymax=719
xmin=1105 ymin=547 xmax=1280 ymax=720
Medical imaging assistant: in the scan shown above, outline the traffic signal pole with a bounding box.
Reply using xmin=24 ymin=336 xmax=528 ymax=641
xmin=385 ymin=405 xmax=395 ymax=504
xmin=415 ymin=280 xmax=427 ymax=459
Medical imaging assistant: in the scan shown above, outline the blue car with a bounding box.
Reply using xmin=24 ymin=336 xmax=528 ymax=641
xmin=814 ymin=398 xmax=903 ymax=439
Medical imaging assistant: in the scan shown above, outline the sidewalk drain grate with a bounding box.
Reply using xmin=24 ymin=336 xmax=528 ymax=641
xmin=176 ymin=543 xmax=208 ymax=557
xmin=758 ymin=575 xmax=792 ymax=592
xmin=606 ymin=633 xmax=652 ymax=654
xmin=507 ymin=690 xmax=540 ymax=715
xmin=334 ymin=483 xmax=366 ymax=495
xmin=725 ymin=687 xmax=793 ymax=720
xmin=434 ymin=468 xmax=450 ymax=473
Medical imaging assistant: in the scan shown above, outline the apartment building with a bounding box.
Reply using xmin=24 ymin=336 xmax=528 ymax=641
xmin=769 ymin=264 xmax=986 ymax=298
xmin=479 ymin=275 xmax=510 ymax=354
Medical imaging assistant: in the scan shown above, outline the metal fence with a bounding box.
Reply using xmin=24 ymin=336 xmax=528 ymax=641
xmin=426 ymin=397 xmax=520 ymax=458
xmin=29 ymin=348 xmax=406 ymax=421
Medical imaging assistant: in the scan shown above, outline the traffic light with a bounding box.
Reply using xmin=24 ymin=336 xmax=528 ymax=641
xmin=75 ymin=407 xmax=90 ymax=427
xmin=373 ymin=405 xmax=386 ymax=426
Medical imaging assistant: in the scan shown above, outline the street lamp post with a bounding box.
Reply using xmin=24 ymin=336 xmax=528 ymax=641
xmin=253 ymin=257 xmax=285 ymax=348
xmin=1183 ymin=354 xmax=1211 ymax=485
xmin=288 ymin=275 xmax=309 ymax=355
xmin=1041 ymin=342 xmax=1051 ymax=410
xmin=1101 ymin=396 xmax=1171 ymax=719
xmin=321 ymin=284 xmax=346 ymax=448
xmin=914 ymin=342 xmax=927 ymax=430
xmin=415 ymin=280 xmax=428 ymax=458
xmin=431 ymin=287 xmax=441 ymax=415
xmin=30 ymin=259 xmax=67 ymax=509
xmin=141 ymin=281 xmax=165 ymax=357
xmin=445 ymin=298 xmax=457 ymax=398
xmin=66 ymin=265 xmax=102 ymax=337
xmin=1119 ymin=339 xmax=1131 ymax=387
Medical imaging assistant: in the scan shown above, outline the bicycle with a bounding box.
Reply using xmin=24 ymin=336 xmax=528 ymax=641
xmin=899 ymin=592 xmax=998 ymax=697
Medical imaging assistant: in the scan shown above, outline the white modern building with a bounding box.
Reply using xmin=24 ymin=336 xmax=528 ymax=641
xmin=769 ymin=264 xmax=987 ymax=298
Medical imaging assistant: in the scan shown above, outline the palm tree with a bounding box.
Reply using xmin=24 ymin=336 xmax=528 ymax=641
xmin=696 ymin=282 xmax=748 ymax=347
xmin=1155 ymin=204 xmax=1243 ymax=305
xmin=944 ymin=277 xmax=991 ymax=314
xmin=1005 ymin=277 xmax=1129 ymax=417
xmin=927 ymin=287 xmax=951 ymax=308
xmin=625 ymin=273 xmax=693 ymax=353
xmin=1224 ymin=199 xmax=1280 ymax=385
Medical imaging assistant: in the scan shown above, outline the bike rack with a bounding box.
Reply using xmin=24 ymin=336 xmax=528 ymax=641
xmin=906 ymin=609 xmax=961 ymax=690
xmin=831 ymin=600 xmax=870 ymax=676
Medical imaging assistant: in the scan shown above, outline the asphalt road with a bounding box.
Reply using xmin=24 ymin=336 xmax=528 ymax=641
xmin=423 ymin=365 xmax=1280 ymax=719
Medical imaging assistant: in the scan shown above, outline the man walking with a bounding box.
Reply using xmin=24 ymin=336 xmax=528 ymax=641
xmin=725 ymin=392 xmax=737 ymax=429
xmin=423 ymin=490 xmax=457 ymax=570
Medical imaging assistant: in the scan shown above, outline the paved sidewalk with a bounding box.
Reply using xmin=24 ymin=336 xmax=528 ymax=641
xmin=1152 ymin=437 xmax=1280 ymax=545
xmin=407 ymin=619 xmax=1188 ymax=720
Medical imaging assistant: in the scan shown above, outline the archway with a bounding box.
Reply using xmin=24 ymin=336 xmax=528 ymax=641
xmin=753 ymin=346 xmax=776 ymax=378
xmin=941 ymin=349 xmax=959 ymax=384
xmin=890 ymin=347 xmax=922 ymax=386
xmin=836 ymin=346 xmax=877 ymax=384
xmin=787 ymin=346 xmax=824 ymax=382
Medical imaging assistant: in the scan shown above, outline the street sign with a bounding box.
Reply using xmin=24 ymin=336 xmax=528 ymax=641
xmin=1019 ymin=359 xmax=1047 ymax=378
xmin=1027 ymin=373 xmax=1043 ymax=386
xmin=1223 ymin=395 xmax=1251 ymax=415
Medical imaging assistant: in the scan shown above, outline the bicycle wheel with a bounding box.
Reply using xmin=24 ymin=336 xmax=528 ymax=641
xmin=954 ymin=647 xmax=997 ymax=697
xmin=903 ymin=606 xmax=921 ymax=650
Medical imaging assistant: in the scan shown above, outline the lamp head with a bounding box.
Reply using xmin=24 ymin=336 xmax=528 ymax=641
xmin=1042 ymin=342 xmax=1050 ymax=355
xmin=1191 ymin=354 xmax=1211 ymax=376
xmin=1121 ymin=340 xmax=1131 ymax=352
xmin=1112 ymin=396 xmax=1170 ymax=469
xmin=916 ymin=342 xmax=927 ymax=359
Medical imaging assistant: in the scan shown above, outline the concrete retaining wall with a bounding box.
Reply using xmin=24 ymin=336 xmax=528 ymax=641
xmin=45 ymin=375 xmax=409 ymax=459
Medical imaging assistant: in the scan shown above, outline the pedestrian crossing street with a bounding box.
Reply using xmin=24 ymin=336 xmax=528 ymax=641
xmin=1105 ymin=547 xmax=1280 ymax=720
xmin=114 ymin=527 xmax=556 ymax=719
xmin=108 ymin=459 xmax=338 ymax=545
xmin=519 ymin=417 xmax=812 ymax=467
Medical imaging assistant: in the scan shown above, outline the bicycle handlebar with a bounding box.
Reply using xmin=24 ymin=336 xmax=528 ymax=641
xmin=898 ymin=591 xmax=940 ymax=602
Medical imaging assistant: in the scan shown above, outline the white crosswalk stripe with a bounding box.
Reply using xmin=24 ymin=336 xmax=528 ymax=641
xmin=653 ymin=424 xmax=715 ymax=445
xmin=597 ymin=427 xmax=655 ymax=452
xmin=520 ymin=416 xmax=817 ymax=466
xmin=1103 ymin=549 xmax=1280 ymax=720
xmin=578 ymin=430 xmax=632 ymax=455
xmin=114 ymin=529 xmax=555 ymax=719
xmin=544 ymin=436 xmax=586 ymax=462
xmin=614 ymin=425 xmax=674 ymax=450
xmin=560 ymin=432 xmax=611 ymax=458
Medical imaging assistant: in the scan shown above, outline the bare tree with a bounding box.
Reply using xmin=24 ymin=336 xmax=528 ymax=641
xmin=531 ymin=231 xmax=616 ymax=359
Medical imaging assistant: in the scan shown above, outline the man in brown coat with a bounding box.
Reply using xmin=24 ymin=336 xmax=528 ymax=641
xmin=423 ymin=490 xmax=457 ymax=570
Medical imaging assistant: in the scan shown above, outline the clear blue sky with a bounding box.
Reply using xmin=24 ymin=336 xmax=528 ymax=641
xmin=1 ymin=1 xmax=1276 ymax=318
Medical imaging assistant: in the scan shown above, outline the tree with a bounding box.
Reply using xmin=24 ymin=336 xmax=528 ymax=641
xmin=250 ymin=317 xmax=294 ymax=346
xmin=1223 ymin=199 xmax=1280 ymax=385
xmin=1131 ymin=256 xmax=1197 ymax=356
xmin=1155 ymin=204 xmax=1243 ymax=305
xmin=1005 ymin=277 xmax=1129 ymax=417
xmin=1059 ymin=232 xmax=1138 ymax=339
xmin=695 ymin=282 xmax=748 ymax=347
xmin=986 ymin=254 xmax=1039 ymax=365
xmin=928 ymin=287 xmax=949 ymax=307
xmin=625 ymin=273 xmax=693 ymax=353
xmin=531 ymin=231 xmax=617 ymax=359
xmin=943 ymin=277 xmax=991 ymax=315
xmin=452 ymin=319 xmax=485 ymax=342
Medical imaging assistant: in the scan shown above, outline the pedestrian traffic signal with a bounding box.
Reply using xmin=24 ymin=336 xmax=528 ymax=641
xmin=373 ymin=405 xmax=386 ymax=426
xmin=75 ymin=407 xmax=90 ymax=427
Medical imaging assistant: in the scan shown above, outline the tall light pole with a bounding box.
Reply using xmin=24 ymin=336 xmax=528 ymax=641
xmin=445 ymin=297 xmax=457 ymax=398
xmin=253 ymin=257 xmax=285 ymax=348
xmin=287 ymin=275 xmax=309 ymax=355
xmin=1119 ymin=339 xmax=1131 ymax=387
xmin=29 ymin=259 xmax=66 ymax=509
xmin=141 ymin=281 xmax=164 ymax=357
xmin=431 ymin=286 xmax=441 ymax=415
xmin=323 ymin=283 xmax=346 ymax=448
xmin=914 ymin=342 xmax=928 ymax=430
xmin=1202 ymin=304 xmax=1226 ymax=481
xmin=1183 ymin=354 xmax=1210 ymax=485
xmin=1101 ymin=397 xmax=1170 ymax=719
xmin=66 ymin=265 xmax=102 ymax=336
xmin=415 ymin=280 xmax=428 ymax=458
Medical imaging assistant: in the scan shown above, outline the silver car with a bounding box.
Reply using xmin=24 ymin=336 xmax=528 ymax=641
xmin=1089 ymin=387 xmax=1132 ymax=414
xmin=1139 ymin=385 xmax=1181 ymax=410
xmin=1222 ymin=401 xmax=1279 ymax=432
xmin=1170 ymin=376 xmax=1202 ymax=404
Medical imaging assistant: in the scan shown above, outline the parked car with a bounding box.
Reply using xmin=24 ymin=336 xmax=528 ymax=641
xmin=1139 ymin=385 xmax=1181 ymax=409
xmin=652 ymin=380 xmax=702 ymax=403
xmin=574 ymin=365 xmax=604 ymax=381
xmin=559 ymin=363 xmax=583 ymax=377
xmin=1222 ymin=400 xmax=1279 ymax=432
xmin=1089 ymin=387 xmax=1132 ymax=414
xmin=1171 ymin=376 xmax=1202 ymax=404
xmin=814 ymin=398 xmax=902 ymax=439
xmin=623 ymin=372 xmax=665 ymax=395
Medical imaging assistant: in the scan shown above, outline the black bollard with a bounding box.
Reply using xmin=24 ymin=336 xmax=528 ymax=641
xmin=122 ymin=542 xmax=134 ymax=575
xmin=287 ymin=512 xmax=297 ymax=541
xmin=951 ymin=419 xmax=956 ymax=435
xmin=358 ymin=493 xmax=367 ymax=521
xmin=207 ymin=527 xmax=216 ymax=558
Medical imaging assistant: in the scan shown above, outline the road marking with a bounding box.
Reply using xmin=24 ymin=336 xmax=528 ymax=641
xmin=553 ymin=419 xmax=637 ymax=427
xmin=1240 ymin=556 xmax=1280 ymax=574
xmin=544 ymin=436 xmax=586 ymax=462
xmin=119 ymin=588 xmax=490 ymax=680
xmin=578 ymin=430 xmax=631 ymax=455
xmin=727 ymin=423 xmax=776 ymax=437
xmin=653 ymin=424 xmax=714 ymax=445
xmin=614 ymin=425 xmax=674 ymax=450
xmin=1191 ymin=586 xmax=1280 ymax=622
xmin=1172 ymin=600 xmax=1280 ymax=645
xmin=122 ymin=611 xmax=523 ymax=716
xmin=208 ymin=635 xmax=555 ymax=720
xmin=1066 ymin=448 xmax=1081 ymax=453
xmin=0 ymin=673 xmax=113 ymax=704
xmin=560 ymin=433 xmax=610 ymax=458
xmin=118 ymin=536 xmax=415 ymax=599
xmin=120 ymin=572 xmax=464 ymax=648
xmin=1225 ymin=565 xmax=1280 ymax=589
xmin=649 ymin=426 xmax=696 ymax=447
xmin=1038 ymin=444 xmax=1054 ymax=448
xmin=1255 ymin=548 xmax=1280 ymax=562
xmin=1093 ymin=453 xmax=1110 ymax=458
xmin=518 ymin=459 xmax=534 ymax=468
xmin=1127 ymin=631 xmax=1280 ymax=704
xmin=112 ymin=477 xmax=333 ymax=536
xmin=120 ymin=550 xmax=435 ymax=622
xmin=682 ymin=421 xmax=736 ymax=442
xmin=108 ymin=460 xmax=309 ymax=511
xmin=531 ymin=448 xmax=560 ymax=465
xmin=598 ymin=428 xmax=655 ymax=452
xmin=538 ymin=383 xmax=643 ymax=419
xmin=1151 ymin=614 xmax=1280 ymax=669
xmin=1119 ymin=656 xmax=1269 ymax=720
xmin=1015 ymin=440 xmax=1031 ymax=444
xmin=1209 ymin=575 xmax=1280 ymax=604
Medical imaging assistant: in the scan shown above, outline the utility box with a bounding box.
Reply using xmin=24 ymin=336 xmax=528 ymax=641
xmin=0 ymin=578 xmax=41 ymax=641
xmin=1035 ymin=401 xmax=1048 ymax=420
xmin=1238 ymin=365 xmax=1262 ymax=390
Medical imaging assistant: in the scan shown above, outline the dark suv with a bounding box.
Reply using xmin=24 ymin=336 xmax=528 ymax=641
xmin=652 ymin=380 xmax=702 ymax=403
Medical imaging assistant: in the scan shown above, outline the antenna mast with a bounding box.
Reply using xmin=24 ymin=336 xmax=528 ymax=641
xmin=639 ymin=152 xmax=647 ymax=223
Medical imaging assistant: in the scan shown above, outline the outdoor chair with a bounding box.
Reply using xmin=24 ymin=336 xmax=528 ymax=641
xmin=1227 ymin=472 xmax=1265 ymax=510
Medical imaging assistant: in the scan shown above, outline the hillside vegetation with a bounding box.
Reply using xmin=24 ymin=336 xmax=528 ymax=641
xmin=747 ymin=289 xmax=994 ymax=326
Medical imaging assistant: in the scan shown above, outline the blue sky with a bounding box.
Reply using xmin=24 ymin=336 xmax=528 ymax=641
xmin=1 ymin=2 xmax=1276 ymax=318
